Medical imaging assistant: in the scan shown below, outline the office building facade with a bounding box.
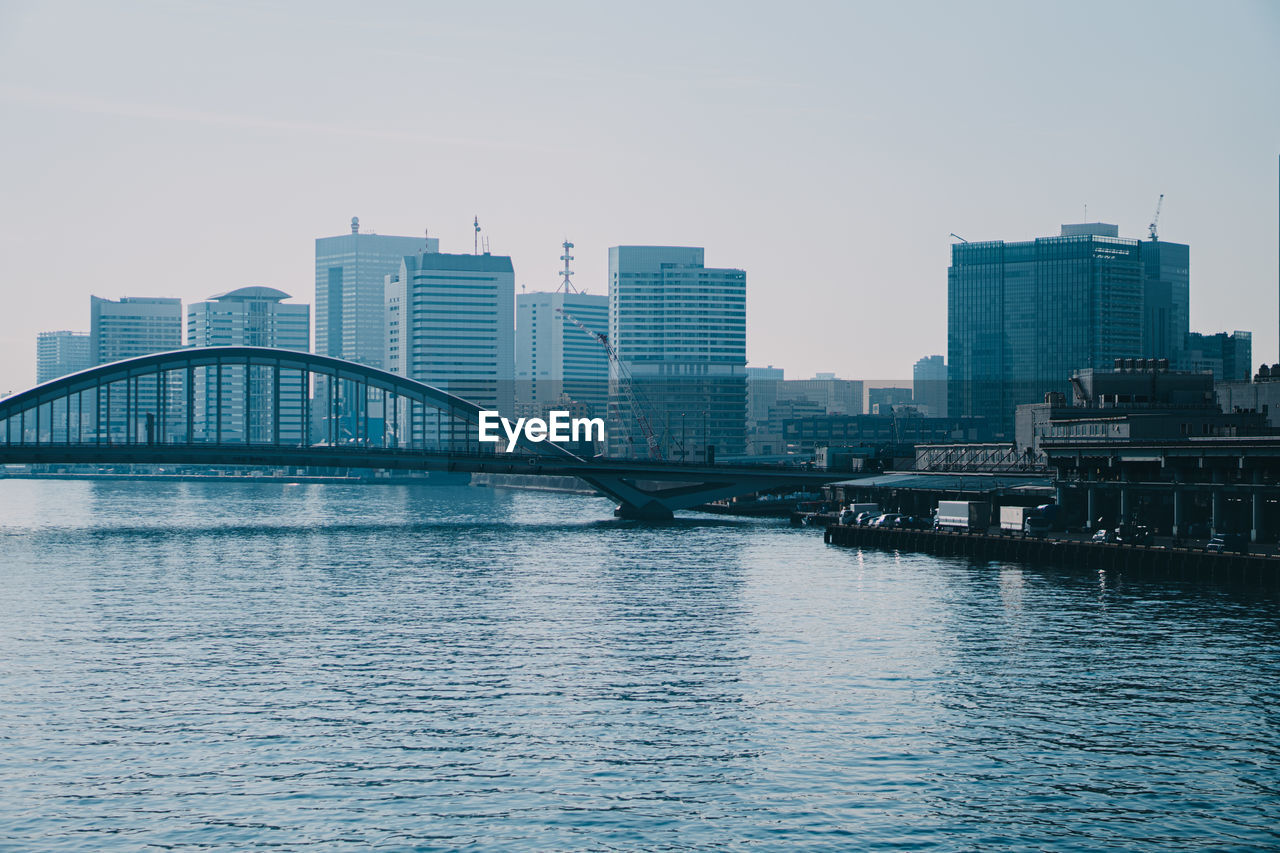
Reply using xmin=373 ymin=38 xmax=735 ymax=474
xmin=187 ymin=287 xmax=310 ymax=443
xmin=90 ymin=296 xmax=183 ymax=365
xmin=386 ymin=250 xmax=515 ymax=440
xmin=516 ymin=291 xmax=609 ymax=419
xmin=608 ymin=246 xmax=746 ymax=460
xmin=36 ymin=331 xmax=92 ymax=384
xmin=1183 ymin=331 xmax=1252 ymax=382
xmin=316 ymin=217 xmax=432 ymax=369
xmin=947 ymin=223 xmax=1182 ymax=437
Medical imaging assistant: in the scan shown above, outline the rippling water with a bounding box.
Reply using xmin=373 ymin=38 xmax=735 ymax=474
xmin=0 ymin=479 xmax=1277 ymax=851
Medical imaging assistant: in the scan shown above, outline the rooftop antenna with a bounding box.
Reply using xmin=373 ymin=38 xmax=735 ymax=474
xmin=482 ymin=235 xmax=490 ymax=255
xmin=949 ymin=233 xmax=968 ymax=243
xmin=557 ymin=239 xmax=579 ymax=293
xmin=1084 ymin=203 xmax=1088 ymax=221
xmin=351 ymin=216 xmax=359 ymax=234
xmin=473 ymin=216 xmax=481 ymax=254
xmin=424 ymin=227 xmax=430 ymax=250
xmin=1148 ymin=193 xmax=1164 ymax=241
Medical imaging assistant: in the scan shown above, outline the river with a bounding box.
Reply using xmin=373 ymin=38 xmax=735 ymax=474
xmin=0 ymin=479 xmax=1277 ymax=851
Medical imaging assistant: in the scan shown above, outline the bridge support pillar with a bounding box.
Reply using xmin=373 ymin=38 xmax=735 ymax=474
xmin=1086 ymin=487 xmax=1097 ymax=529
xmin=1172 ymin=488 xmax=1184 ymax=539
xmin=1252 ymin=491 xmax=1263 ymax=544
xmin=1211 ymin=490 xmax=1223 ymax=537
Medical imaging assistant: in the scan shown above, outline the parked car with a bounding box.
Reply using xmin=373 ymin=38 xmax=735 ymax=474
xmin=1092 ymin=528 xmax=1117 ymax=543
xmin=1120 ymin=524 xmax=1154 ymax=546
xmin=1206 ymin=533 xmax=1248 ymax=554
xmin=871 ymin=513 xmax=903 ymax=528
xmin=854 ymin=511 xmax=879 ymax=527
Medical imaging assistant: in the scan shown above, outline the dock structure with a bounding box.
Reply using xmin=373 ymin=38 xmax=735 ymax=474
xmin=823 ymin=524 xmax=1280 ymax=588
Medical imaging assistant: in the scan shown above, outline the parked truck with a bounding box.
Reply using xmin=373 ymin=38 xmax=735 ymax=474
xmin=1000 ymin=505 xmax=1039 ymax=534
xmin=935 ymin=500 xmax=991 ymax=532
xmin=999 ymin=503 xmax=1060 ymax=537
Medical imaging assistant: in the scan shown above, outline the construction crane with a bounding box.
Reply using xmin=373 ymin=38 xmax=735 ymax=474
xmin=1148 ymin=193 xmax=1164 ymax=241
xmin=556 ymin=308 xmax=665 ymax=460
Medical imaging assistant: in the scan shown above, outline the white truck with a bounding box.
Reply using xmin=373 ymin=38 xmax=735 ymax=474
xmin=935 ymin=500 xmax=991 ymax=532
xmin=1000 ymin=505 xmax=1038 ymax=534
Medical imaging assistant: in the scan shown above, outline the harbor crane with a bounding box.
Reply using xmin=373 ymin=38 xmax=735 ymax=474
xmin=1148 ymin=193 xmax=1164 ymax=241
xmin=556 ymin=308 xmax=665 ymax=461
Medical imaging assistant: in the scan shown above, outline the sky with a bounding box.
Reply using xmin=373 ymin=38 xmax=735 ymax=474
xmin=0 ymin=0 xmax=1277 ymax=394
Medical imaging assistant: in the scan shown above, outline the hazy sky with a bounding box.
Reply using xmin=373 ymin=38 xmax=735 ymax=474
xmin=1 ymin=0 xmax=1277 ymax=393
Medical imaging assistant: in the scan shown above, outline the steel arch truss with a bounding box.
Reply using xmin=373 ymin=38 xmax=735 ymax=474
xmin=0 ymin=346 xmax=574 ymax=460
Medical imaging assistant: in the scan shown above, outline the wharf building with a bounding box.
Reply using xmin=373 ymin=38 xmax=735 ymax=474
xmin=36 ymin=331 xmax=92 ymax=384
xmin=608 ymin=246 xmax=746 ymax=461
xmin=187 ymin=287 xmax=310 ymax=443
xmin=515 ymin=291 xmax=609 ymax=421
xmin=1035 ymin=363 xmax=1280 ymax=543
xmin=948 ymin=223 xmax=1188 ymax=438
xmin=386 ymin=248 xmax=515 ymax=448
xmin=837 ymin=361 xmax=1280 ymax=543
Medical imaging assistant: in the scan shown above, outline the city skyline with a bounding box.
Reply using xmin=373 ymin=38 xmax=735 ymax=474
xmin=1 ymin=1 xmax=1277 ymax=396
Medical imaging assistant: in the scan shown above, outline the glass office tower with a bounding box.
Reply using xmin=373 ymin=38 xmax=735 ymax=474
xmin=315 ymin=217 xmax=431 ymax=369
xmin=948 ymin=224 xmax=1153 ymax=438
xmin=608 ymin=246 xmax=746 ymax=460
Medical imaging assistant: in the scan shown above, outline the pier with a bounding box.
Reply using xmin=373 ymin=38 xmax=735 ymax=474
xmin=823 ymin=523 xmax=1280 ymax=588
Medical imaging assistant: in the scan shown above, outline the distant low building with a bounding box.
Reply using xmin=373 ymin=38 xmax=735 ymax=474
xmin=912 ymin=355 xmax=947 ymax=417
xmin=867 ymin=386 xmax=912 ymax=414
xmin=1182 ymin=330 xmax=1251 ymax=382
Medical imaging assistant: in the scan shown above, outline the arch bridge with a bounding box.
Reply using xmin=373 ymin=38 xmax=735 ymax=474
xmin=0 ymin=347 xmax=842 ymax=519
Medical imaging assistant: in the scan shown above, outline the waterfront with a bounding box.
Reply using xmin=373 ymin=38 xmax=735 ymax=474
xmin=1 ymin=480 xmax=1278 ymax=851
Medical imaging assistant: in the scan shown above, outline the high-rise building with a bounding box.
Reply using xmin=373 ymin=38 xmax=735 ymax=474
xmin=187 ymin=287 xmax=311 ymax=443
xmin=187 ymin=286 xmax=310 ymax=350
xmin=947 ymin=223 xmax=1184 ymax=436
xmin=608 ymin=246 xmax=746 ymax=460
xmin=316 ymin=217 xmax=432 ymax=368
xmin=516 ymin=291 xmax=609 ymax=418
xmin=36 ymin=331 xmax=92 ymax=384
xmin=912 ymin=355 xmax=947 ymax=418
xmin=87 ymin=296 xmax=182 ymax=443
xmin=1184 ymin=331 xmax=1252 ymax=382
xmin=90 ymin=296 xmax=183 ymax=365
xmin=386 ymin=249 xmax=515 ymax=416
xmin=1140 ymin=239 xmax=1190 ymax=363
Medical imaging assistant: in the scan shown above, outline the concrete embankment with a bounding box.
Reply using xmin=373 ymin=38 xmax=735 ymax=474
xmin=823 ymin=524 xmax=1280 ymax=588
